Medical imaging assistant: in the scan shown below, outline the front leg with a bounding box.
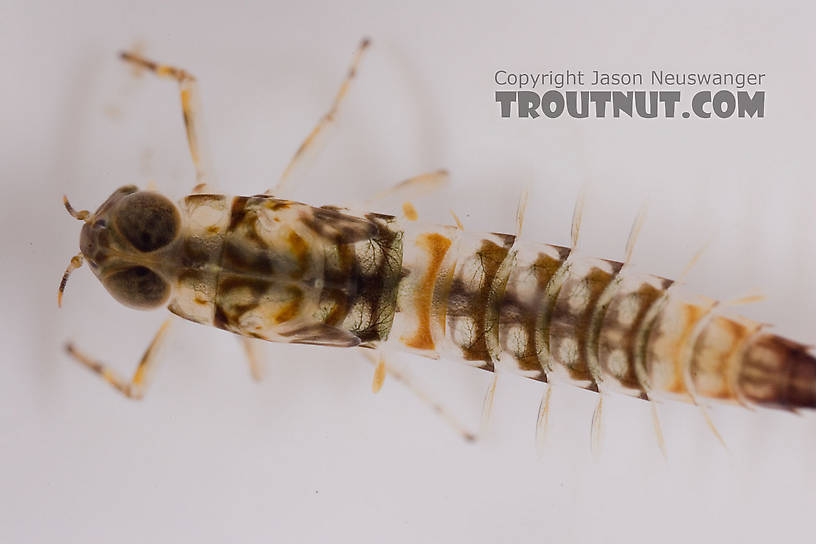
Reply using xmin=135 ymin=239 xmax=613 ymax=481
xmin=65 ymin=318 xmax=173 ymax=399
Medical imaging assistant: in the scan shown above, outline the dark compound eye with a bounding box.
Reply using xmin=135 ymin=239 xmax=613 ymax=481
xmin=104 ymin=266 xmax=170 ymax=309
xmin=115 ymin=192 xmax=179 ymax=252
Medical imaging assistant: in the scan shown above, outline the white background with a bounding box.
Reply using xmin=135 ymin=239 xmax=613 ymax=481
xmin=4 ymin=1 xmax=816 ymax=542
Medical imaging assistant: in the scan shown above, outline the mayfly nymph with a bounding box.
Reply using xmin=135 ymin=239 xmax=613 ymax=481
xmin=59 ymin=40 xmax=816 ymax=452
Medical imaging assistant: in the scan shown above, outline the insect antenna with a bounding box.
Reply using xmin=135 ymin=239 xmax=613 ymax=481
xmin=58 ymin=254 xmax=84 ymax=308
xmin=59 ymin=196 xmax=90 ymax=307
xmin=63 ymin=195 xmax=90 ymax=222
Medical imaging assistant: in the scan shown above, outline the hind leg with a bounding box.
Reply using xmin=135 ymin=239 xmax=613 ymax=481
xmin=361 ymin=350 xmax=475 ymax=442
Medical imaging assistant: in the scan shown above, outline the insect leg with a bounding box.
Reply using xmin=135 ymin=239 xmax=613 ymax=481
xmin=119 ymin=51 xmax=212 ymax=189
xmin=365 ymin=169 xmax=450 ymax=206
xmin=65 ymin=318 xmax=173 ymax=399
xmin=268 ymin=38 xmax=371 ymax=197
xmin=240 ymin=338 xmax=264 ymax=382
xmin=401 ymin=202 xmax=419 ymax=221
xmin=449 ymin=209 xmax=465 ymax=230
xmin=361 ymin=351 xmax=476 ymax=441
xmin=371 ymin=352 xmax=387 ymax=393
xmin=362 ymin=169 xmax=449 ymax=220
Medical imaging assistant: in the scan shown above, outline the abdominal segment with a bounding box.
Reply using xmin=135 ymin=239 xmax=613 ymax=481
xmin=165 ymin=194 xmax=816 ymax=412
xmin=392 ymin=226 xmax=816 ymax=411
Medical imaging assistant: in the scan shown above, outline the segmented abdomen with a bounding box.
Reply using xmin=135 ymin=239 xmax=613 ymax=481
xmin=392 ymin=225 xmax=816 ymax=412
xmin=166 ymin=193 xmax=816 ymax=412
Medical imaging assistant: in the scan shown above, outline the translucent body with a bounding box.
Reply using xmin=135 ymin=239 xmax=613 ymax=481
xmin=79 ymin=187 xmax=816 ymax=413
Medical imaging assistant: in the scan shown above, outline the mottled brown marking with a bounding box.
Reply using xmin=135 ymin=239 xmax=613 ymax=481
xmin=496 ymin=250 xmax=568 ymax=377
xmin=228 ymin=196 xmax=251 ymax=230
xmin=550 ymin=263 xmax=622 ymax=383
xmin=599 ymin=280 xmax=666 ymax=390
xmin=352 ymin=215 xmax=402 ymax=342
xmin=690 ymin=316 xmax=748 ymax=399
xmin=534 ymin=247 xmax=571 ymax=289
xmin=739 ymin=334 xmax=816 ymax=409
xmin=180 ymin=236 xmax=214 ymax=268
xmin=287 ymin=230 xmax=309 ymax=277
xmin=646 ymin=301 xmax=709 ymax=395
xmin=220 ymin=276 xmax=270 ymax=298
xmin=306 ymin=212 xmax=402 ymax=343
xmin=497 ymin=291 xmax=541 ymax=373
xmin=446 ymin=237 xmax=513 ymax=366
xmin=222 ymin=239 xmax=278 ymax=276
xmin=319 ymin=242 xmax=356 ymax=326
xmin=213 ymin=304 xmax=229 ymax=330
xmin=513 ymin=248 xmax=571 ymax=375
xmin=403 ymin=233 xmax=452 ymax=350
xmin=532 ymin=251 xmax=573 ymax=379
xmin=302 ymin=207 xmax=377 ymax=244
xmin=279 ymin=323 xmax=360 ymax=347
xmin=274 ymin=286 xmax=303 ymax=324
